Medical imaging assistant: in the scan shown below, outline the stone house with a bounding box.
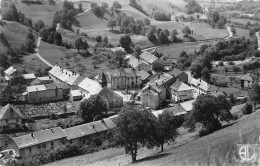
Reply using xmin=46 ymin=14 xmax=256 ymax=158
xmin=170 ymin=80 xmax=194 ymax=102
xmin=4 ymin=66 xmax=24 ymax=85
xmin=0 ymin=104 xmax=23 ymax=132
xmin=142 ymin=73 xmax=175 ymax=109
xmin=25 ymin=83 xmax=70 ymax=103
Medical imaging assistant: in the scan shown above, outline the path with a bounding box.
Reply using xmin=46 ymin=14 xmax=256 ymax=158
xmin=35 ymin=37 xmax=53 ymax=67
xmin=225 ymin=25 xmax=233 ymax=39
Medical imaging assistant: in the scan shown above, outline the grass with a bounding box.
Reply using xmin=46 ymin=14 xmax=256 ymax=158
xmin=0 ymin=21 xmax=30 ymax=54
xmin=14 ymin=0 xmax=62 ymax=26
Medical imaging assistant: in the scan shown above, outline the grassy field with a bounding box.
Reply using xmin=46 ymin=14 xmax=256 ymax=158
xmin=11 ymin=0 xmax=62 ymax=26
xmin=157 ymin=40 xmax=219 ymax=59
xmin=0 ymin=21 xmax=30 ymax=54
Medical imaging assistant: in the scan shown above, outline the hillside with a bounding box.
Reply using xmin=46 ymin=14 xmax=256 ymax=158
xmin=0 ymin=21 xmax=30 ymax=54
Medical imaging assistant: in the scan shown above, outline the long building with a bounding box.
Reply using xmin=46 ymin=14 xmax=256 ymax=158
xmin=8 ymin=117 xmax=117 ymax=159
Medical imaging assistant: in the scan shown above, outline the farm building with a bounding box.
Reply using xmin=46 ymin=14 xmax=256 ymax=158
xmin=4 ymin=66 xmax=24 ymax=85
xmin=240 ymin=74 xmax=253 ymax=88
xmin=167 ymin=68 xmax=188 ymax=83
xmin=30 ymin=76 xmax=53 ymax=86
xmin=0 ymin=104 xmax=23 ymax=132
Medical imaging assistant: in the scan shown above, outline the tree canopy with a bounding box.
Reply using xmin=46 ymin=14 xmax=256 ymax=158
xmin=182 ymin=26 xmax=191 ymax=37
xmin=185 ymin=94 xmax=232 ymax=136
xmin=114 ymin=104 xmax=157 ymax=162
xmin=79 ymin=94 xmax=108 ymax=122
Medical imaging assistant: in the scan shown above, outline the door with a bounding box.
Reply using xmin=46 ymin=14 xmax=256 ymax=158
xmin=241 ymin=80 xmax=244 ymax=88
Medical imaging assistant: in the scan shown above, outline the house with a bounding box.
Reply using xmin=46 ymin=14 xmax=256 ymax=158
xmin=127 ymin=55 xmax=153 ymax=72
xmin=240 ymin=74 xmax=253 ymax=88
xmin=64 ymin=118 xmax=116 ymax=146
xmin=167 ymin=68 xmax=188 ymax=83
xmin=4 ymin=66 xmax=23 ymax=85
xmin=30 ymin=76 xmax=53 ymax=86
xmin=25 ymin=83 xmax=70 ymax=103
xmin=79 ymin=77 xmax=123 ymax=109
xmin=170 ymin=80 xmax=194 ymax=102
xmin=104 ymin=68 xmax=141 ymax=90
xmin=48 ymin=65 xmax=83 ymax=90
xmin=142 ymin=73 xmax=175 ymax=109
xmin=22 ymin=73 xmax=36 ymax=85
xmin=0 ymin=104 xmax=23 ymax=132
xmin=190 ymin=77 xmax=219 ymax=94
xmin=9 ymin=127 xmax=67 ymax=158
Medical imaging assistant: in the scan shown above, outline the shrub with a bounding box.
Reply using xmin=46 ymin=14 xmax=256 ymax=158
xmin=218 ymin=61 xmax=224 ymax=66
xmin=154 ymin=12 xmax=171 ymax=21
xmin=228 ymin=61 xmax=235 ymax=65
xmin=243 ymin=102 xmax=253 ymax=115
xmin=214 ymin=80 xmax=228 ymax=87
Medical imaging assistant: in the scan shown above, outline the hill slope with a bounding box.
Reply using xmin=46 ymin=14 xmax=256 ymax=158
xmin=0 ymin=21 xmax=30 ymax=54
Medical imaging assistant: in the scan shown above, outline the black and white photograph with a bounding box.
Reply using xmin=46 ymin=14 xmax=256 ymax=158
xmin=0 ymin=0 xmax=260 ymax=165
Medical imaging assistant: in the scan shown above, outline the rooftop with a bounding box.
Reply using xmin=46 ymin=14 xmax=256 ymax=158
xmin=179 ymin=99 xmax=196 ymax=112
xmin=12 ymin=127 xmax=67 ymax=149
xmin=167 ymin=68 xmax=184 ymax=77
xmin=48 ymin=65 xmax=82 ymax=86
xmin=78 ymin=77 xmax=102 ymax=95
xmin=22 ymin=73 xmax=36 ymax=80
xmin=4 ymin=66 xmax=16 ymax=76
xmin=171 ymin=80 xmax=194 ymax=91
xmin=140 ymin=51 xmax=158 ymax=64
xmin=0 ymin=104 xmax=23 ymax=120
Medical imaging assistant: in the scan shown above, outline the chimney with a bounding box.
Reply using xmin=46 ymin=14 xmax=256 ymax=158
xmin=92 ymin=125 xmax=95 ymax=129
xmin=50 ymin=128 xmax=54 ymax=133
xmin=31 ymin=133 xmax=34 ymax=138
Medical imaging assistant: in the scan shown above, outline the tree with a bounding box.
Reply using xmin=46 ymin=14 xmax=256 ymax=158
xmin=158 ymin=31 xmax=168 ymax=44
xmin=119 ymin=35 xmax=132 ymax=49
xmin=147 ymin=26 xmax=157 ymax=41
xmin=39 ymin=28 xmax=49 ymax=41
xmin=143 ymin=18 xmax=150 ymax=26
xmin=231 ymin=26 xmax=236 ymax=35
xmin=114 ymin=104 xmax=157 ymax=162
xmin=249 ymin=81 xmax=260 ymax=109
xmin=82 ymin=40 xmax=89 ymax=51
xmin=34 ymin=20 xmax=45 ymax=32
xmin=78 ymin=3 xmax=84 ymax=13
xmin=224 ymin=66 xmax=228 ymax=73
xmin=243 ymin=102 xmax=253 ymax=115
xmin=0 ymin=54 xmax=8 ymax=68
xmin=114 ymin=50 xmax=127 ymax=67
xmin=201 ymin=67 xmax=211 ymax=83
xmin=96 ymin=35 xmax=102 ymax=43
xmin=185 ymin=94 xmax=232 ymax=136
xmin=103 ymin=36 xmax=108 ymax=44
xmin=156 ymin=28 xmax=162 ymax=38
xmin=170 ymin=29 xmax=178 ymax=42
xmin=112 ymin=1 xmax=122 ymax=11
xmin=47 ymin=32 xmax=55 ymax=44
xmin=163 ymin=29 xmax=170 ymax=36
xmin=156 ymin=111 xmax=180 ymax=152
xmin=211 ymin=11 xmax=220 ymax=24
xmin=75 ymin=38 xmax=83 ymax=53
xmin=107 ymin=19 xmax=117 ymax=31
xmin=134 ymin=46 xmax=142 ymax=59
xmin=79 ymin=94 xmax=107 ymax=122
xmin=54 ymin=32 xmax=62 ymax=46
xmin=25 ymin=31 xmax=36 ymax=53
xmin=101 ymin=2 xmax=109 ymax=11
xmin=202 ymin=54 xmax=212 ymax=70
xmin=182 ymin=26 xmax=191 ymax=37
xmin=190 ymin=62 xmax=203 ymax=78
xmin=2 ymin=3 xmax=19 ymax=21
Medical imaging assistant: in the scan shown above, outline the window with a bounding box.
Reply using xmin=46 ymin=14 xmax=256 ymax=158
xmin=6 ymin=120 xmax=8 ymax=124
xmin=29 ymin=148 xmax=32 ymax=154
xmin=42 ymin=144 xmax=46 ymax=149
xmin=70 ymin=140 xmax=72 ymax=144
xmin=51 ymin=141 xmax=54 ymax=148
xmin=38 ymin=145 xmax=41 ymax=150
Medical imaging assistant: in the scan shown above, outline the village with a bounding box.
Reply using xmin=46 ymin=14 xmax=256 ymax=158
xmin=0 ymin=46 xmax=254 ymax=160
xmin=1 ymin=0 xmax=260 ymax=165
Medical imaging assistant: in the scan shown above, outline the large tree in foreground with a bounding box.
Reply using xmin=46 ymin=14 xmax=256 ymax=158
xmin=185 ymin=94 xmax=232 ymax=136
xmin=114 ymin=104 xmax=157 ymax=162
xmin=156 ymin=111 xmax=182 ymax=152
xmin=79 ymin=94 xmax=108 ymax=122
